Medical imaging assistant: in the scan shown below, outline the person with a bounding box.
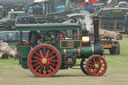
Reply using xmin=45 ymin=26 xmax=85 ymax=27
xmin=85 ymin=0 xmax=89 ymax=6
xmin=64 ymin=0 xmax=72 ymax=11
xmin=29 ymin=31 xmax=42 ymax=46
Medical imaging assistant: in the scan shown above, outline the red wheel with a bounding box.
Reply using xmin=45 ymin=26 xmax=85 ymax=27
xmin=86 ymin=55 xmax=107 ymax=76
xmin=28 ymin=44 xmax=61 ymax=77
xmin=80 ymin=58 xmax=89 ymax=75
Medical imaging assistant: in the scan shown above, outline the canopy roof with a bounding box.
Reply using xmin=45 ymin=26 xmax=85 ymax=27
xmin=16 ymin=23 xmax=79 ymax=31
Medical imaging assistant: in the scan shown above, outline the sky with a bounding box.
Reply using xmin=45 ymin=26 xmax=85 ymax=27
xmin=34 ymin=0 xmax=48 ymax=2
xmin=0 ymin=0 xmax=34 ymax=4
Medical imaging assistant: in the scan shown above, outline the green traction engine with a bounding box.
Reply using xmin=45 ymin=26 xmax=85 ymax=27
xmin=16 ymin=17 xmax=107 ymax=77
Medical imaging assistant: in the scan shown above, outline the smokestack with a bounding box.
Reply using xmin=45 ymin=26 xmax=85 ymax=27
xmin=93 ymin=16 xmax=104 ymax=55
xmin=93 ymin=16 xmax=99 ymax=44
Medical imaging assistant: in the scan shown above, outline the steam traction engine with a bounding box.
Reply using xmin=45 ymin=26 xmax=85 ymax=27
xmin=16 ymin=17 xmax=107 ymax=77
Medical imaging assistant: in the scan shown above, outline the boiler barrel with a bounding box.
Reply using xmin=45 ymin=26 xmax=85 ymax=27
xmin=62 ymin=44 xmax=103 ymax=58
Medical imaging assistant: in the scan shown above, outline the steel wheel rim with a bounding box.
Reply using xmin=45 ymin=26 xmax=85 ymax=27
xmin=28 ymin=44 xmax=61 ymax=77
xmin=86 ymin=55 xmax=107 ymax=76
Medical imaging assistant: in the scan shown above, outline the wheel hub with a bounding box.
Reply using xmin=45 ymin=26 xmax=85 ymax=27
xmin=42 ymin=58 xmax=48 ymax=64
xmin=95 ymin=64 xmax=99 ymax=68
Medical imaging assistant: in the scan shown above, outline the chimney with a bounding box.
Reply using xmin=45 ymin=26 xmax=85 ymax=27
xmin=93 ymin=16 xmax=100 ymax=44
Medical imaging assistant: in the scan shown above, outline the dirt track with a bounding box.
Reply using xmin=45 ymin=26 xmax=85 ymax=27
xmin=0 ymin=61 xmax=128 ymax=85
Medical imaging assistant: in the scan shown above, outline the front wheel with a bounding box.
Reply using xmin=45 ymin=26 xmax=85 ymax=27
xmin=28 ymin=44 xmax=61 ymax=77
xmin=86 ymin=55 xmax=107 ymax=76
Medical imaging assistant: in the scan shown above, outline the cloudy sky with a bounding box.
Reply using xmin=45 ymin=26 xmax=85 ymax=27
xmin=34 ymin=0 xmax=49 ymax=2
xmin=0 ymin=0 xmax=34 ymax=4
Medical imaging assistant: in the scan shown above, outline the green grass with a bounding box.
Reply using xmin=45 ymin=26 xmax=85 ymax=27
xmin=0 ymin=34 xmax=128 ymax=68
xmin=0 ymin=57 xmax=19 ymax=65
xmin=105 ymin=34 xmax=128 ymax=67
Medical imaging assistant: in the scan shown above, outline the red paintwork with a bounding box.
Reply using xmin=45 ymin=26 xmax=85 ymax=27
xmin=89 ymin=0 xmax=100 ymax=6
xmin=68 ymin=58 xmax=72 ymax=62
xmin=72 ymin=2 xmax=86 ymax=7
xmin=86 ymin=55 xmax=107 ymax=76
xmin=28 ymin=44 xmax=61 ymax=77
xmin=72 ymin=0 xmax=100 ymax=7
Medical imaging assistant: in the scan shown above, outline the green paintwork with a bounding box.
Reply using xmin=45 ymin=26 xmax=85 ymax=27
xmin=17 ymin=45 xmax=31 ymax=69
xmin=64 ymin=55 xmax=77 ymax=65
xmin=16 ymin=23 xmax=79 ymax=31
xmin=61 ymin=40 xmax=81 ymax=48
xmin=63 ymin=46 xmax=92 ymax=58
xmin=16 ymin=23 xmax=96 ymax=69
xmin=80 ymin=46 xmax=92 ymax=57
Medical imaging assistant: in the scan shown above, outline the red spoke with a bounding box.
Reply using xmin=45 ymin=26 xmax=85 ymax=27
xmin=88 ymin=63 xmax=94 ymax=66
xmin=48 ymin=56 xmax=56 ymax=61
xmin=96 ymin=68 xmax=101 ymax=74
xmin=33 ymin=56 xmax=41 ymax=60
xmin=48 ymin=51 xmax=54 ymax=57
xmin=39 ymin=50 xmax=44 ymax=58
xmin=89 ymin=60 xmax=95 ymax=64
xmin=43 ymin=66 xmax=46 ymax=74
xmin=94 ymin=69 xmax=98 ymax=74
xmin=93 ymin=58 xmax=96 ymax=63
xmin=50 ymin=63 xmax=56 ymax=66
xmin=101 ymin=66 xmax=105 ymax=68
xmin=34 ymin=51 xmax=41 ymax=58
xmin=35 ymin=65 xmax=41 ymax=71
xmin=43 ymin=47 xmax=46 ymax=55
xmin=51 ymin=60 xmax=58 ymax=62
xmin=33 ymin=62 xmax=40 ymax=67
xmin=95 ymin=57 xmax=99 ymax=62
xmin=45 ymin=50 xmax=50 ymax=58
xmin=46 ymin=65 xmax=50 ymax=73
xmin=89 ymin=67 xmax=93 ymax=70
xmin=97 ymin=58 xmax=101 ymax=64
xmin=39 ymin=65 xmax=44 ymax=73
xmin=88 ymin=63 xmax=96 ymax=70
xmin=31 ymin=60 xmax=40 ymax=63
xmin=49 ymin=66 xmax=55 ymax=71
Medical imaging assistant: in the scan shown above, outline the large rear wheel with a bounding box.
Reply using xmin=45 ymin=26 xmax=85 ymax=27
xmin=28 ymin=44 xmax=61 ymax=77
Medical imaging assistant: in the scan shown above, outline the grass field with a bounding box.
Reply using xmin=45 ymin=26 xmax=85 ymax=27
xmin=105 ymin=34 xmax=128 ymax=67
xmin=0 ymin=34 xmax=128 ymax=85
